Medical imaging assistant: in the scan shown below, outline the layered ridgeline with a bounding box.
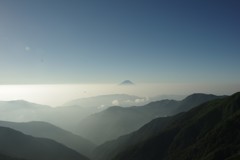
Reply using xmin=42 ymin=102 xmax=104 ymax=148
xmin=54 ymin=94 xmax=149 ymax=131
xmin=0 ymin=121 xmax=95 ymax=157
xmin=0 ymin=100 xmax=51 ymax=122
xmin=0 ymin=100 xmax=84 ymax=133
xmin=0 ymin=127 xmax=89 ymax=160
xmin=76 ymin=93 xmax=222 ymax=145
xmin=64 ymin=94 xmax=149 ymax=108
xmin=93 ymin=92 xmax=240 ymax=160
xmin=0 ymin=94 xmax=149 ymax=132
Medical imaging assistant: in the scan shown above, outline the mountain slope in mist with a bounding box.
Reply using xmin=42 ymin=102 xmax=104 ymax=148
xmin=46 ymin=94 xmax=150 ymax=132
xmin=0 ymin=100 xmax=78 ymax=132
xmin=77 ymin=93 xmax=222 ymax=145
xmin=64 ymin=94 xmax=149 ymax=108
xmin=93 ymin=92 xmax=239 ymax=160
xmin=0 ymin=126 xmax=89 ymax=160
xmin=0 ymin=100 xmax=50 ymax=110
xmin=0 ymin=100 xmax=51 ymax=122
xmin=0 ymin=94 xmax=149 ymax=133
xmin=0 ymin=121 xmax=95 ymax=157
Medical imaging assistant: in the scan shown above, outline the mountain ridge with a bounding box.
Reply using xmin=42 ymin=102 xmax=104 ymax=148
xmin=0 ymin=121 xmax=95 ymax=157
xmin=93 ymin=92 xmax=239 ymax=160
xmin=64 ymin=94 xmax=147 ymax=107
xmin=77 ymin=93 xmax=222 ymax=145
xmin=0 ymin=126 xmax=89 ymax=160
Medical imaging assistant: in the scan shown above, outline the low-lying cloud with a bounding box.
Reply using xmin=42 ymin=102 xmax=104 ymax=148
xmin=112 ymin=100 xmax=120 ymax=106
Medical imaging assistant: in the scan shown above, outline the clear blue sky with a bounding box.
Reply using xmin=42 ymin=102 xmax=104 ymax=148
xmin=0 ymin=0 xmax=239 ymax=84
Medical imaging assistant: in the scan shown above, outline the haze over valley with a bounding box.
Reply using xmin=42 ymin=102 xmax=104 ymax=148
xmin=0 ymin=0 xmax=239 ymax=160
xmin=0 ymin=83 xmax=238 ymax=106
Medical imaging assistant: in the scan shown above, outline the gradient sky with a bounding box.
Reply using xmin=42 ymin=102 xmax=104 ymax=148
xmin=0 ymin=0 xmax=240 ymax=84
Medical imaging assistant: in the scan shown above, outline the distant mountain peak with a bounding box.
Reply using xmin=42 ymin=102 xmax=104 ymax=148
xmin=120 ymin=80 xmax=134 ymax=85
xmin=182 ymin=93 xmax=222 ymax=102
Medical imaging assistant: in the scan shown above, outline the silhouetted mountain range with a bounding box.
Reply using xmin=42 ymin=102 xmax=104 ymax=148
xmin=93 ymin=92 xmax=240 ymax=160
xmin=150 ymin=94 xmax=186 ymax=101
xmin=172 ymin=93 xmax=224 ymax=114
xmin=0 ymin=121 xmax=95 ymax=157
xmin=0 ymin=92 xmax=238 ymax=160
xmin=77 ymin=93 xmax=222 ymax=144
xmin=0 ymin=126 xmax=89 ymax=160
xmin=0 ymin=94 xmax=150 ymax=133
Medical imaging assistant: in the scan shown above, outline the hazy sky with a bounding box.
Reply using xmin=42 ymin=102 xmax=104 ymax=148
xmin=0 ymin=0 xmax=240 ymax=84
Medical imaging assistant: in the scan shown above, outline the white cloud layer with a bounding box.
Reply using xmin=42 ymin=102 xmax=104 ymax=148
xmin=112 ymin=100 xmax=119 ymax=106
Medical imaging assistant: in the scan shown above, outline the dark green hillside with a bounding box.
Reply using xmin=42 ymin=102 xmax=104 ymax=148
xmin=78 ymin=93 xmax=221 ymax=145
xmin=92 ymin=115 xmax=178 ymax=160
xmin=0 ymin=127 xmax=89 ymax=160
xmin=0 ymin=121 xmax=95 ymax=157
xmin=93 ymin=92 xmax=239 ymax=160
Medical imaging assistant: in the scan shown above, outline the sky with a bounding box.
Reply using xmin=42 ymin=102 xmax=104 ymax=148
xmin=0 ymin=0 xmax=239 ymax=85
